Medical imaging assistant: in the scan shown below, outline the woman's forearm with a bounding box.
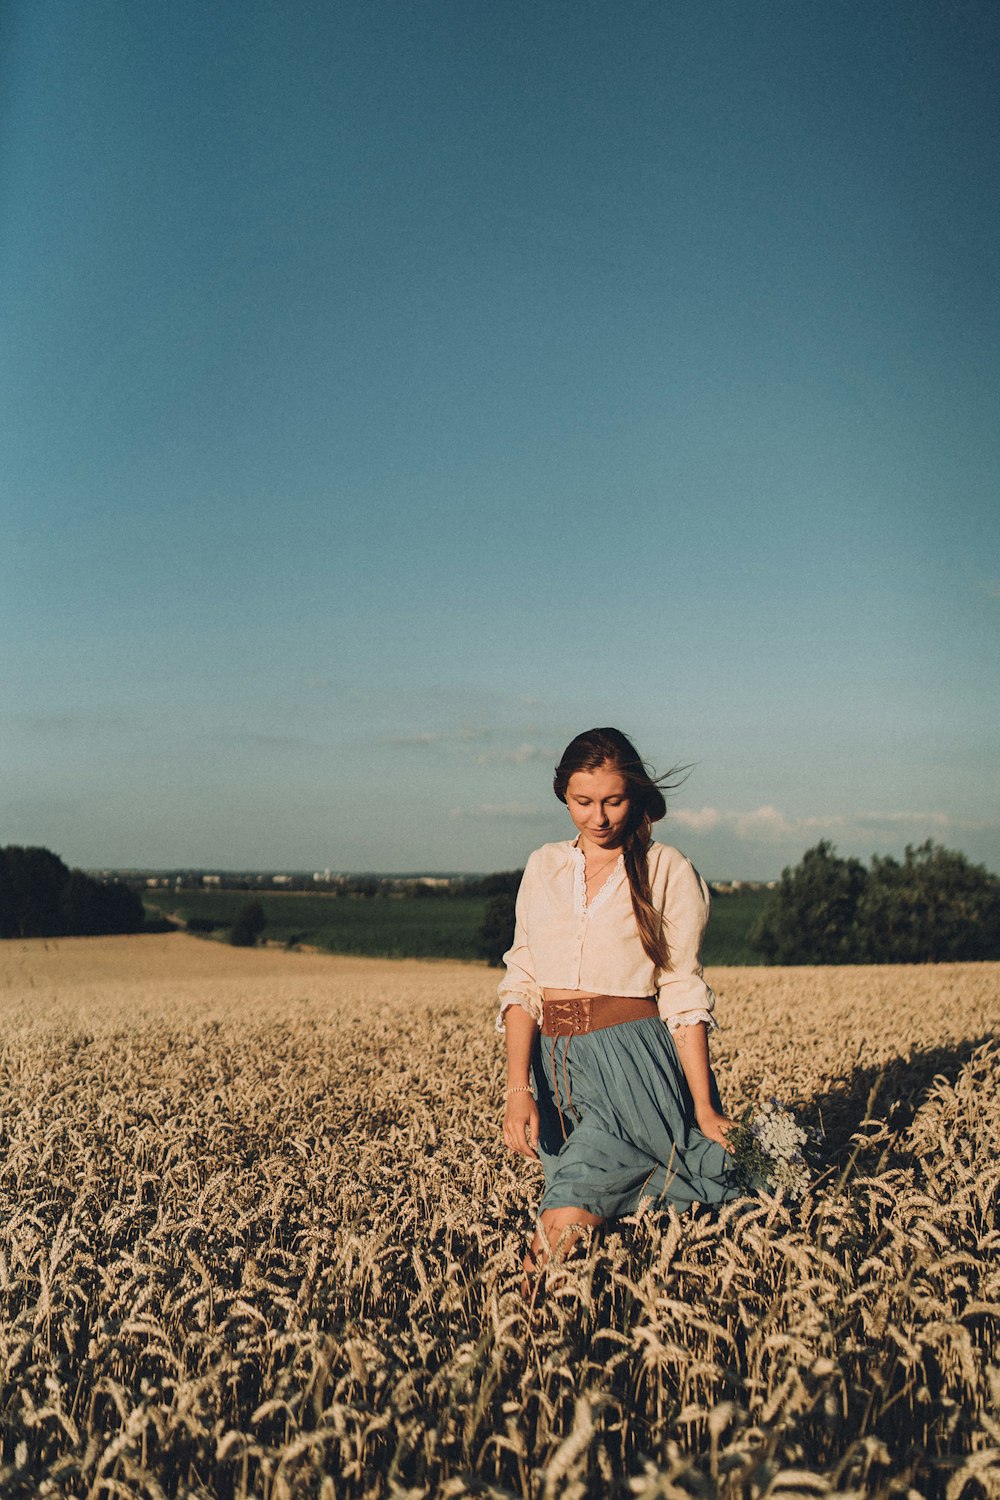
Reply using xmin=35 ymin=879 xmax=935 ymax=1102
xmin=670 ymin=1019 xmax=718 ymax=1120
xmin=503 ymin=1005 xmax=538 ymax=1087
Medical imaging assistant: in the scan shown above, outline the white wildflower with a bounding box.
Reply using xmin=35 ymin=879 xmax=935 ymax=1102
xmin=732 ymin=1099 xmax=812 ymax=1201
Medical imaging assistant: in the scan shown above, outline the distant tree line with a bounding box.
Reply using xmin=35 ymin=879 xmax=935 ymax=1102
xmin=0 ymin=846 xmax=145 ymax=939
xmin=347 ymin=874 xmax=526 ymax=901
xmin=750 ymin=840 xmax=1000 ymax=964
xmin=136 ymin=870 xmax=535 ymax=899
xmin=475 ymin=871 xmax=523 ymax=966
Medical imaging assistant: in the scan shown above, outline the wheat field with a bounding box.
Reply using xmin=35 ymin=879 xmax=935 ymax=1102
xmin=0 ymin=934 xmax=996 ymax=1500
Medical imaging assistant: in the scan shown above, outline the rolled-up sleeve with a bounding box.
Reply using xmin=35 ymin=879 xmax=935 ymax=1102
xmin=655 ymin=856 xmax=717 ymax=1028
xmin=495 ymin=858 xmax=543 ymax=1033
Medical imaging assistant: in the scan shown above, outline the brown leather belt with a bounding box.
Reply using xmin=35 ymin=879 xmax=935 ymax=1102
xmin=541 ymin=994 xmax=658 ymax=1037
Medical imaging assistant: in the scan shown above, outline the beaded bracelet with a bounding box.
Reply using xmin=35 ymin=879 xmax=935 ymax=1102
xmin=505 ymin=1084 xmax=534 ymax=1097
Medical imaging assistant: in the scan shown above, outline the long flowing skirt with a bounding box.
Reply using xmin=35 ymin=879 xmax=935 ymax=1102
xmin=531 ymin=1016 xmax=740 ymax=1220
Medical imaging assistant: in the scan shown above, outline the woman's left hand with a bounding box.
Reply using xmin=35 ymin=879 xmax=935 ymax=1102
xmin=697 ymin=1108 xmax=734 ymax=1152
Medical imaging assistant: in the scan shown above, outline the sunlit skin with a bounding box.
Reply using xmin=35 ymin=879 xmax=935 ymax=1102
xmin=563 ymin=764 xmax=632 ymax=859
xmin=502 ymin=758 xmax=733 ymax=1295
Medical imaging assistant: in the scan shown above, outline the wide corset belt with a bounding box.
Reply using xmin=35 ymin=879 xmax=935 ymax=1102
xmin=540 ymin=994 xmax=658 ymax=1038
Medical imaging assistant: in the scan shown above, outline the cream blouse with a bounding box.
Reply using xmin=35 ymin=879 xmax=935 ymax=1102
xmin=496 ymin=839 xmax=717 ymax=1035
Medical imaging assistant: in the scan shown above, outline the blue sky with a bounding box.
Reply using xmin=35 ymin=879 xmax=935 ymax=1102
xmin=3 ymin=1 xmax=998 ymax=878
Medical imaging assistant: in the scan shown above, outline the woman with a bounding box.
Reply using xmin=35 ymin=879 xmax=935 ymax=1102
xmin=498 ymin=727 xmax=739 ymax=1286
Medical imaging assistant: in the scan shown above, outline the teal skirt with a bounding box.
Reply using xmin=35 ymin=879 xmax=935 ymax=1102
xmin=531 ymin=1016 xmax=740 ymax=1220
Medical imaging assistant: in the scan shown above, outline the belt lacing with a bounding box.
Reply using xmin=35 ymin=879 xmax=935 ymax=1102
xmin=540 ymin=994 xmax=658 ymax=1142
xmin=548 ymin=1032 xmax=581 ymax=1140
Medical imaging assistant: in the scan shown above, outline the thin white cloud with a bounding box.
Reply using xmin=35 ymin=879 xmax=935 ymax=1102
xmin=671 ymin=806 xmax=723 ymax=832
xmin=4 ymin=710 xmax=146 ymax=736
xmin=384 ymin=732 xmax=446 ymax=747
xmin=383 ymin=726 xmax=489 ymax=750
xmin=221 ymin=732 xmax=315 ymax=751
xmin=670 ymin=805 xmax=985 ymax=844
xmin=449 ymin=802 xmax=548 ymax=820
xmin=851 ymin=810 xmax=950 ymax=828
xmin=476 ymin=743 xmax=554 ymax=766
xmin=732 ymin=805 xmax=795 ymax=840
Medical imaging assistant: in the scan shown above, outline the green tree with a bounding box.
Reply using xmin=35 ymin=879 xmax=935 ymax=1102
xmin=750 ymin=841 xmax=868 ymax=964
xmin=0 ymin=847 xmax=146 ymax=938
xmin=751 ymin=838 xmax=1000 ymax=965
xmin=0 ymin=846 xmax=72 ymax=937
xmin=91 ymin=879 xmax=145 ymax=935
xmin=61 ymin=869 xmax=105 ymax=935
xmin=857 ymin=840 xmax=1000 ymax=962
xmin=480 ymin=870 xmax=524 ymax=899
xmin=476 ymin=893 xmax=516 ymax=967
xmin=229 ymin=900 xmax=267 ymax=948
xmin=0 ymin=847 xmax=18 ymax=937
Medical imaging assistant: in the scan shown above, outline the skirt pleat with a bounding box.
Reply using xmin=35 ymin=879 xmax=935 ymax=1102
xmin=531 ymin=1016 xmax=740 ymax=1220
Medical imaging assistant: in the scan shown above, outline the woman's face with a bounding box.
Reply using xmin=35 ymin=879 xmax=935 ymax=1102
xmin=565 ymin=762 xmax=631 ymax=850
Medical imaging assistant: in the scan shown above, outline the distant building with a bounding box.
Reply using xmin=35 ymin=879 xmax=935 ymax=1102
xmin=272 ymin=874 xmax=293 ymax=886
xmin=203 ymin=874 xmax=222 ymax=886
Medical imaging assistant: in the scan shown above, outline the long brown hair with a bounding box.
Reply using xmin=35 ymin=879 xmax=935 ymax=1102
xmin=553 ymin=727 xmax=688 ymax=971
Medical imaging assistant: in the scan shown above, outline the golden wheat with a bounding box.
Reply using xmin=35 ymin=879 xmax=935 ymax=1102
xmin=0 ymin=934 xmax=996 ymax=1499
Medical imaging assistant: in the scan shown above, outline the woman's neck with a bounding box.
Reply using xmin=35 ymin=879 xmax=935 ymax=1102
xmin=575 ymin=835 xmax=623 ymax=866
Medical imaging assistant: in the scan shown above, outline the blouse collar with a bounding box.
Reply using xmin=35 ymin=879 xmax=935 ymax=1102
xmin=568 ymin=838 xmax=626 ymax=916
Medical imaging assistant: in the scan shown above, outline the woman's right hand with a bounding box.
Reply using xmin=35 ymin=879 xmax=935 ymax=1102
xmin=697 ymin=1107 xmax=735 ymax=1153
xmin=503 ymin=1092 xmax=540 ymax=1160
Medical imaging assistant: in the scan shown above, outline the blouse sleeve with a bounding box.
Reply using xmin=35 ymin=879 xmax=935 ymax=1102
xmin=655 ymin=855 xmax=718 ymax=1032
xmin=495 ymin=856 xmax=544 ymax=1033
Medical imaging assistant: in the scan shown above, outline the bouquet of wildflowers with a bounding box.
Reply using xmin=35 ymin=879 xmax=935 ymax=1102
xmin=727 ymin=1099 xmax=812 ymax=1200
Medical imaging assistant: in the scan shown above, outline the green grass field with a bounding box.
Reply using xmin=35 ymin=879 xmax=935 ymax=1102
xmin=144 ymin=889 xmax=490 ymax=959
xmin=144 ymin=885 xmax=771 ymax=965
xmin=702 ymin=887 xmax=771 ymax=964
